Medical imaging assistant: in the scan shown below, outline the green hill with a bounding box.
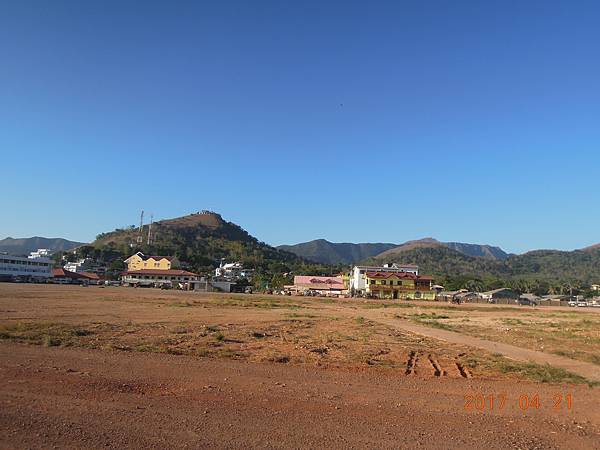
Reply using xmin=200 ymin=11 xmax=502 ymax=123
xmin=87 ymin=211 xmax=335 ymax=284
xmin=368 ymin=245 xmax=600 ymax=294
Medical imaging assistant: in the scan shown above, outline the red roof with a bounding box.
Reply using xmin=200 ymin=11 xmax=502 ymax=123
xmin=52 ymin=268 xmax=84 ymax=279
xmin=79 ymin=271 xmax=100 ymax=280
xmin=365 ymin=271 xmax=417 ymax=279
xmin=52 ymin=269 xmax=101 ymax=280
xmin=365 ymin=272 xmax=433 ymax=282
xmin=126 ymin=253 xmax=175 ymax=262
xmin=124 ymin=269 xmax=198 ymax=276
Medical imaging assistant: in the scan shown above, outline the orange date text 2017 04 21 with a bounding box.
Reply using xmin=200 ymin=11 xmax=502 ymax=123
xmin=463 ymin=392 xmax=573 ymax=413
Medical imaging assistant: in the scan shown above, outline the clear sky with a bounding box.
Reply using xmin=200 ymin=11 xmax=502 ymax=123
xmin=1 ymin=1 xmax=599 ymax=254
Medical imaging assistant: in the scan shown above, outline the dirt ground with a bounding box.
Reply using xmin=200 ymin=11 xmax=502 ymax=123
xmin=1 ymin=284 xmax=599 ymax=449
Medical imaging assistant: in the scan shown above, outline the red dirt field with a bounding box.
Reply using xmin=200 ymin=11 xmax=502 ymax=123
xmin=2 ymin=344 xmax=600 ymax=450
xmin=1 ymin=284 xmax=599 ymax=449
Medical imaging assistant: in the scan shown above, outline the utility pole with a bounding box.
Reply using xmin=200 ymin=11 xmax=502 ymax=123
xmin=137 ymin=210 xmax=144 ymax=244
xmin=147 ymin=213 xmax=153 ymax=245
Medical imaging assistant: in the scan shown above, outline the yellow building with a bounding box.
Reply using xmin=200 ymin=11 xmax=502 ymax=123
xmin=365 ymin=271 xmax=435 ymax=300
xmin=124 ymin=252 xmax=180 ymax=271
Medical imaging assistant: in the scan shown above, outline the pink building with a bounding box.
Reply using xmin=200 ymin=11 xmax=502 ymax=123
xmin=289 ymin=275 xmax=347 ymax=295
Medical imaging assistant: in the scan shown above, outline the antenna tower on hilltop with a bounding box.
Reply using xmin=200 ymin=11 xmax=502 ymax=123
xmin=147 ymin=213 xmax=154 ymax=245
xmin=137 ymin=210 xmax=144 ymax=244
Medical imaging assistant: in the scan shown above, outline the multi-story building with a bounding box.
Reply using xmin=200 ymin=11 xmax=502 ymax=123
xmin=0 ymin=254 xmax=53 ymax=281
xmin=64 ymin=258 xmax=93 ymax=273
xmin=350 ymin=263 xmax=419 ymax=295
xmin=364 ymin=271 xmax=434 ymax=300
xmin=124 ymin=252 xmax=180 ymax=271
xmin=29 ymin=248 xmax=53 ymax=259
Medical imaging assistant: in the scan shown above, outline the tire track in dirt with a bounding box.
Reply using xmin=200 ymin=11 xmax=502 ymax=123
xmin=428 ymin=354 xmax=446 ymax=377
xmin=363 ymin=313 xmax=600 ymax=382
xmin=405 ymin=351 xmax=418 ymax=375
xmin=455 ymin=361 xmax=472 ymax=379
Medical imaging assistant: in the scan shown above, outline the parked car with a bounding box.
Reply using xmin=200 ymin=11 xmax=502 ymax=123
xmin=568 ymin=300 xmax=578 ymax=307
xmin=517 ymin=298 xmax=537 ymax=306
xmin=577 ymin=300 xmax=588 ymax=307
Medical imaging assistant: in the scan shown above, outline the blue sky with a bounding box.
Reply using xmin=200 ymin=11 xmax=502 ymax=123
xmin=1 ymin=1 xmax=599 ymax=254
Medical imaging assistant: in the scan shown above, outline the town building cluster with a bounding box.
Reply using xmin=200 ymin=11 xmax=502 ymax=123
xmin=2 ymin=247 xmax=600 ymax=307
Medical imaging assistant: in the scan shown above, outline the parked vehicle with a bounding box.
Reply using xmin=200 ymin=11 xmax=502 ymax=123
xmin=577 ymin=300 xmax=588 ymax=307
xmin=517 ymin=298 xmax=537 ymax=306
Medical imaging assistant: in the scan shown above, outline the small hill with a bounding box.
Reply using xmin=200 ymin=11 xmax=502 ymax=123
xmin=277 ymin=240 xmax=397 ymax=265
xmin=91 ymin=211 xmax=309 ymax=273
xmin=0 ymin=237 xmax=84 ymax=256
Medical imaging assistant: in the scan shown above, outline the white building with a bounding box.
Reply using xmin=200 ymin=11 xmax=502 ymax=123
xmin=29 ymin=248 xmax=53 ymax=259
xmin=350 ymin=263 xmax=419 ymax=294
xmin=215 ymin=261 xmax=253 ymax=280
xmin=0 ymin=254 xmax=53 ymax=281
xmin=64 ymin=258 xmax=93 ymax=273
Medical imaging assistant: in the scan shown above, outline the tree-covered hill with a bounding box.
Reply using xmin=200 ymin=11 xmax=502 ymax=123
xmin=86 ymin=211 xmax=339 ymax=284
xmin=368 ymin=245 xmax=600 ymax=294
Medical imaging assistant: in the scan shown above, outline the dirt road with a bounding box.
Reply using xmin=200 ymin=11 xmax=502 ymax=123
xmin=1 ymin=343 xmax=599 ymax=449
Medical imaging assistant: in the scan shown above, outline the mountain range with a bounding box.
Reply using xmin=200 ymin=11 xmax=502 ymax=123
xmin=278 ymin=238 xmax=510 ymax=264
xmin=4 ymin=212 xmax=600 ymax=293
xmin=0 ymin=237 xmax=84 ymax=256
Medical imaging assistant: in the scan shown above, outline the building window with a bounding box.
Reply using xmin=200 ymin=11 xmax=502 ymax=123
xmin=369 ymin=280 xmax=375 ymax=285
xmin=382 ymin=280 xmax=386 ymax=285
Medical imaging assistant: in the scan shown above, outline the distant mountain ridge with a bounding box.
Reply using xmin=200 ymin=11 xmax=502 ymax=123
xmin=279 ymin=238 xmax=509 ymax=264
xmin=0 ymin=237 xmax=84 ymax=256
xmin=444 ymin=241 xmax=509 ymax=260
xmin=277 ymin=240 xmax=397 ymax=265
